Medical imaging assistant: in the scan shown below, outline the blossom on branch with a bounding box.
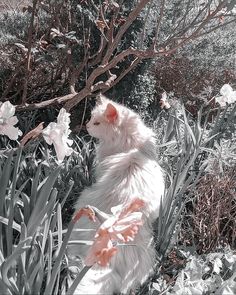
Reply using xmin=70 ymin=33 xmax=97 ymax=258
xmin=0 ymin=101 xmax=22 ymax=140
xmin=42 ymin=108 xmax=73 ymax=163
xmin=215 ymin=84 xmax=236 ymax=107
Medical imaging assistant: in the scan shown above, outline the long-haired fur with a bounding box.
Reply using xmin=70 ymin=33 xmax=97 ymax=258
xmin=68 ymin=95 xmax=165 ymax=294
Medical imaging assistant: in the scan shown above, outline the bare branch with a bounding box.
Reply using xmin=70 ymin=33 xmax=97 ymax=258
xmin=164 ymin=0 xmax=213 ymax=45
xmin=102 ymin=0 xmax=150 ymax=64
xmin=103 ymin=57 xmax=141 ymax=92
xmin=194 ymin=18 xmax=236 ymax=38
xmin=22 ymin=0 xmax=39 ymax=104
xmin=69 ymin=22 xmax=90 ymax=94
xmin=16 ymin=93 xmax=75 ymax=111
xmin=140 ymin=0 xmax=153 ymax=49
xmin=1 ymin=61 xmax=25 ymax=101
xmin=153 ymin=0 xmax=165 ymax=49
xmin=89 ymin=31 xmax=107 ymax=66
xmin=10 ymin=0 xmax=235 ymax=114
xmin=163 ymin=0 xmax=229 ymax=50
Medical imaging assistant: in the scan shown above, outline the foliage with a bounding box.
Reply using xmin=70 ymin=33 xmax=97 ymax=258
xmin=0 ymin=135 xmax=97 ymax=294
xmin=125 ymin=61 xmax=158 ymax=121
xmin=0 ymin=97 xmax=235 ymax=293
xmin=181 ymin=169 xmax=236 ymax=254
xmin=143 ymin=248 xmax=236 ymax=294
xmin=137 ymin=101 xmax=236 ymax=294
xmin=0 ymin=148 xmax=67 ymax=294
xmin=166 ymin=249 xmax=236 ymax=294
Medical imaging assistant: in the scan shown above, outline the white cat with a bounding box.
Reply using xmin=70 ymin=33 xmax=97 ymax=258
xmin=68 ymin=95 xmax=165 ymax=294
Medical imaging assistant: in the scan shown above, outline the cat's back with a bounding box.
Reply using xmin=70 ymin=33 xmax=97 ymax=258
xmin=97 ymin=148 xmax=162 ymax=181
xmin=95 ymin=148 xmax=164 ymax=219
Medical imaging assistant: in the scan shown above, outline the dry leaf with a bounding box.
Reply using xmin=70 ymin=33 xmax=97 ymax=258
xmin=20 ymin=122 xmax=44 ymax=146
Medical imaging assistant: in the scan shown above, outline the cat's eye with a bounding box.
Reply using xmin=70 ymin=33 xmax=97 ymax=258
xmin=93 ymin=122 xmax=100 ymax=126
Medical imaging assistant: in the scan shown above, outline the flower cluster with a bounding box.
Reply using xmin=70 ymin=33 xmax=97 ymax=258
xmin=0 ymin=103 xmax=73 ymax=163
xmin=42 ymin=108 xmax=73 ymax=163
xmin=0 ymin=101 xmax=22 ymax=140
xmin=73 ymin=199 xmax=145 ymax=267
xmin=215 ymin=84 xmax=236 ymax=107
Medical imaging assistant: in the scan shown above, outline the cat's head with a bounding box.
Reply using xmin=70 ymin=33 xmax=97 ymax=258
xmin=86 ymin=95 xmax=154 ymax=152
xmin=86 ymin=95 xmax=121 ymax=140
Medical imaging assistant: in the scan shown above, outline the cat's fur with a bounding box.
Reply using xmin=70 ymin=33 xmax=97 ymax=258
xmin=68 ymin=95 xmax=165 ymax=294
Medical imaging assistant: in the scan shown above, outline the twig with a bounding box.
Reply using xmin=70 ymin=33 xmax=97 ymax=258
xmin=1 ymin=61 xmax=25 ymax=100
xmin=22 ymin=0 xmax=39 ymax=104
xmin=153 ymin=0 xmax=165 ymax=49
xmin=102 ymin=0 xmax=150 ymax=64
xmin=16 ymin=93 xmax=75 ymax=111
xmin=104 ymin=57 xmax=141 ymax=92
xmin=77 ymin=97 xmax=88 ymax=135
xmin=12 ymin=0 xmax=234 ymax=112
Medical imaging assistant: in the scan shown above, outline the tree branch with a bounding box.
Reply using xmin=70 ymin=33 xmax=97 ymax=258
xmin=12 ymin=0 xmax=235 ymax=113
xmin=16 ymin=93 xmax=75 ymax=111
xmin=102 ymin=0 xmax=150 ymax=64
xmin=22 ymin=0 xmax=39 ymax=104
xmin=153 ymin=0 xmax=165 ymax=49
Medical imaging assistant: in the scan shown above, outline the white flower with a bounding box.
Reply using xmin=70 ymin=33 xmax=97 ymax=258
xmin=0 ymin=101 xmax=22 ymax=140
xmin=215 ymin=84 xmax=236 ymax=107
xmin=160 ymin=92 xmax=171 ymax=109
xmin=42 ymin=108 xmax=73 ymax=163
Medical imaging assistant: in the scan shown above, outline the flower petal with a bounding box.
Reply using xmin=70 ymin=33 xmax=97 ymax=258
xmin=73 ymin=207 xmax=96 ymax=223
xmin=57 ymin=108 xmax=71 ymax=130
xmin=220 ymin=84 xmax=233 ymax=97
xmin=215 ymin=96 xmax=228 ymax=107
xmin=42 ymin=109 xmax=73 ymax=163
xmin=84 ymin=199 xmax=145 ymax=267
xmin=85 ymin=233 xmax=116 ymax=267
xmin=119 ymin=198 xmax=145 ymax=218
xmin=6 ymin=116 xmax=18 ymax=126
xmin=0 ymin=125 xmax=22 ymax=140
xmin=0 ymin=101 xmax=15 ymax=119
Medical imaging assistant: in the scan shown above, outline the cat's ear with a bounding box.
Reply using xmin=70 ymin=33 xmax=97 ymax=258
xmin=104 ymin=103 xmax=118 ymax=123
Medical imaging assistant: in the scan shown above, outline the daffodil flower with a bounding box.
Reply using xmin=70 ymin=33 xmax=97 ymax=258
xmin=42 ymin=108 xmax=73 ymax=163
xmin=0 ymin=101 xmax=22 ymax=140
xmin=74 ymin=199 xmax=145 ymax=267
xmin=215 ymin=84 xmax=236 ymax=107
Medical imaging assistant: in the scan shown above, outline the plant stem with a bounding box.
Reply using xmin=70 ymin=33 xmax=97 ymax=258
xmin=66 ymin=265 xmax=92 ymax=295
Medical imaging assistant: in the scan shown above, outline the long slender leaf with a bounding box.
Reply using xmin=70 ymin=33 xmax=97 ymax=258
xmin=0 ymin=151 xmax=13 ymax=256
xmin=1 ymin=237 xmax=32 ymax=293
xmin=0 ymin=216 xmax=21 ymax=232
xmin=30 ymin=164 xmax=41 ymax=213
xmin=27 ymin=167 xmax=60 ymax=231
xmin=27 ymin=188 xmax=57 ymax=236
xmin=46 ymin=219 xmax=78 ymax=294
xmin=7 ymin=148 xmax=22 ymax=256
xmin=66 ymin=266 xmax=92 ymax=295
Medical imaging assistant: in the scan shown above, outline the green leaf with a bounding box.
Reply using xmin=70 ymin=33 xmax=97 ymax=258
xmin=1 ymin=237 xmax=32 ymax=293
xmin=27 ymin=188 xmax=57 ymax=236
xmin=0 ymin=216 xmax=21 ymax=232
xmin=27 ymin=168 xmax=60 ymax=234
